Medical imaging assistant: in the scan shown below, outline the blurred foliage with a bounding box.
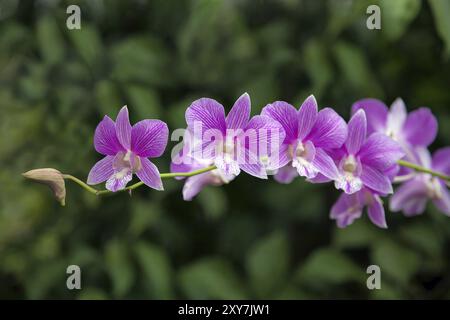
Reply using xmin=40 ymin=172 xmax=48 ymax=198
xmin=1 ymin=0 xmax=450 ymax=299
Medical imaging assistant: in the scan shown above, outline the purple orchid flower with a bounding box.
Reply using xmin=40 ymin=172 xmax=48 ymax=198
xmin=332 ymin=110 xmax=405 ymax=195
xmin=352 ymin=98 xmax=438 ymax=149
xmin=261 ymin=95 xmax=347 ymax=184
xmin=170 ymin=137 xmax=235 ymax=201
xmin=87 ymin=106 xmax=168 ymax=192
xmin=185 ymin=93 xmax=285 ymax=180
xmin=390 ymin=147 xmax=450 ymax=216
xmin=330 ymin=187 xmax=387 ymax=228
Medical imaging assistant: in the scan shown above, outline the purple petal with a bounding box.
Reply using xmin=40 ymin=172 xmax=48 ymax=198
xmin=433 ymin=181 xmax=450 ymax=216
xmin=297 ymin=95 xmax=318 ymax=140
xmin=307 ymin=173 xmax=332 ymax=184
xmin=292 ymin=140 xmax=318 ymax=179
xmin=403 ymin=108 xmax=438 ymax=147
xmin=351 ymin=98 xmax=388 ymax=134
xmin=403 ymin=198 xmax=428 ymax=216
xmin=266 ymin=143 xmax=291 ymax=171
xmin=226 ymin=93 xmax=251 ymax=130
xmin=115 ymin=106 xmax=132 ymax=150
xmin=131 ymin=119 xmax=168 ymax=158
xmin=361 ymin=164 xmax=393 ymax=195
xmin=334 ymin=174 xmax=363 ymax=195
xmin=87 ymin=156 xmax=114 ymax=185
xmin=358 ymin=133 xmax=405 ymax=171
xmin=182 ymin=173 xmax=215 ymax=201
xmin=170 ymin=144 xmax=200 ymax=177
xmin=94 ymin=116 xmax=124 ymax=155
xmin=330 ymin=192 xmax=363 ymax=228
xmin=414 ymin=147 xmax=433 ymax=169
xmin=136 ymin=157 xmax=163 ymax=191
xmin=243 ymin=115 xmax=286 ymax=156
xmin=306 ymin=108 xmax=347 ymax=150
xmin=274 ymin=165 xmax=298 ymax=184
xmin=367 ymin=194 xmax=387 ymax=228
xmin=106 ymin=170 xmax=132 ymax=192
xmin=186 ymin=98 xmax=226 ymax=135
xmin=385 ymin=164 xmax=401 ymax=181
xmin=345 ymin=109 xmax=367 ymax=155
xmin=261 ymin=101 xmax=299 ymax=144
xmin=238 ymin=147 xmax=267 ymax=179
xmin=386 ymin=98 xmax=407 ymax=134
xmin=312 ymin=148 xmax=339 ymax=180
xmin=389 ymin=178 xmax=428 ymax=216
xmin=432 ymin=147 xmax=450 ymax=176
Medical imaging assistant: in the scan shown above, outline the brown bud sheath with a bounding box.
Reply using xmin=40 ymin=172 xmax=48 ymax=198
xmin=22 ymin=168 xmax=66 ymax=206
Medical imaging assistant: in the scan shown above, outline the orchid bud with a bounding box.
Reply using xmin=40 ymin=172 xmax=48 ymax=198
xmin=22 ymin=168 xmax=66 ymax=206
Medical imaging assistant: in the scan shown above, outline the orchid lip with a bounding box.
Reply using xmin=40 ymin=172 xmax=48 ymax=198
xmin=425 ymin=176 xmax=443 ymax=199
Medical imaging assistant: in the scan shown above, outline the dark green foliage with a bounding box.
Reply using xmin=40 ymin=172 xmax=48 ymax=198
xmin=1 ymin=0 xmax=450 ymax=299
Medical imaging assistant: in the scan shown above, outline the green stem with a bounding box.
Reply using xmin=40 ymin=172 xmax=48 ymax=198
xmin=63 ymin=160 xmax=449 ymax=197
xmin=63 ymin=165 xmax=217 ymax=196
xmin=397 ymin=160 xmax=450 ymax=182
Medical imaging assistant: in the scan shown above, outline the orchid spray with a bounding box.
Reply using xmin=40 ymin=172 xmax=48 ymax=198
xmin=23 ymin=94 xmax=450 ymax=228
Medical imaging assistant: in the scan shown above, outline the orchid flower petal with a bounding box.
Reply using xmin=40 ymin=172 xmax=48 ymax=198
xmin=403 ymin=108 xmax=438 ymax=147
xmin=297 ymin=95 xmax=318 ymax=140
xmin=115 ymin=106 xmax=132 ymax=150
xmin=136 ymin=157 xmax=163 ymax=191
xmin=345 ymin=109 xmax=367 ymax=155
xmin=361 ymin=164 xmax=393 ymax=195
xmin=261 ymin=101 xmax=299 ymax=144
xmin=389 ymin=178 xmax=428 ymax=216
xmin=306 ymin=108 xmax=347 ymax=150
xmin=433 ymin=181 xmax=450 ymax=216
xmin=87 ymin=156 xmax=115 ymax=185
xmin=330 ymin=192 xmax=364 ymax=228
xmin=358 ymin=133 xmax=405 ymax=171
xmin=94 ymin=116 xmax=123 ymax=155
xmin=351 ymin=98 xmax=388 ymax=134
xmin=131 ymin=119 xmax=169 ymax=158
xmin=274 ymin=165 xmax=298 ymax=184
xmin=367 ymin=195 xmax=387 ymax=228
xmin=312 ymin=148 xmax=339 ymax=180
xmin=432 ymin=147 xmax=450 ymax=176
xmin=386 ymin=98 xmax=407 ymax=135
xmin=186 ymin=98 xmax=226 ymax=135
xmin=226 ymin=93 xmax=251 ymax=130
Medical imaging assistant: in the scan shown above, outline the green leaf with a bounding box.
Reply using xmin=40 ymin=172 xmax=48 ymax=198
xmin=125 ymin=85 xmax=161 ymax=119
xmin=197 ymin=187 xmax=227 ymax=219
xmin=429 ymin=0 xmax=450 ymax=57
xmin=333 ymin=220 xmax=382 ymax=249
xmin=68 ymin=24 xmax=103 ymax=68
xmin=135 ymin=242 xmax=174 ymax=299
xmin=303 ymin=40 xmax=333 ymax=98
xmin=105 ymin=240 xmax=135 ymax=298
xmin=178 ymin=257 xmax=248 ymax=299
xmin=77 ymin=288 xmax=108 ymax=300
xmin=25 ymin=261 xmax=66 ymax=299
xmin=246 ymin=231 xmax=289 ymax=298
xmin=129 ymin=200 xmax=162 ymax=237
xmin=295 ymin=248 xmax=365 ymax=286
xmin=371 ymin=239 xmax=421 ymax=285
xmin=111 ymin=36 xmax=171 ymax=86
xmin=380 ymin=0 xmax=421 ymax=41
xmin=399 ymin=222 xmax=443 ymax=258
xmin=333 ymin=41 xmax=383 ymax=97
xmin=95 ymin=80 xmax=123 ymax=117
xmin=370 ymin=280 xmax=404 ymax=299
xmin=36 ymin=15 xmax=65 ymax=65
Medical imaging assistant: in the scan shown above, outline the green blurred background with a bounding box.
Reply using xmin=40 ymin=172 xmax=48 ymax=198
xmin=1 ymin=0 xmax=450 ymax=299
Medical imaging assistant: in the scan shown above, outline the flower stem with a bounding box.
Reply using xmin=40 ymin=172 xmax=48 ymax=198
xmin=397 ymin=160 xmax=450 ymax=182
xmin=63 ymin=165 xmax=217 ymax=196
